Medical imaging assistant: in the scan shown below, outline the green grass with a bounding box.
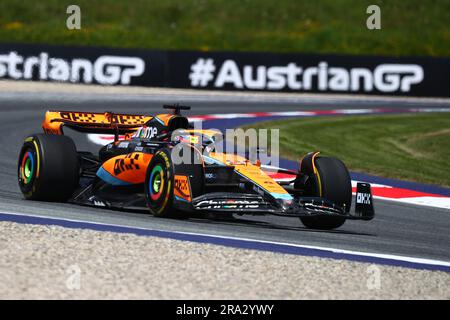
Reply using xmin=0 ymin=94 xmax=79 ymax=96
xmin=240 ymin=113 xmax=450 ymax=186
xmin=0 ymin=0 xmax=449 ymax=56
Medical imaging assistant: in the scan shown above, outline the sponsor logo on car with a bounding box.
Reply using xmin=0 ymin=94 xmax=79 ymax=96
xmin=113 ymin=153 xmax=141 ymax=175
xmin=174 ymin=175 xmax=192 ymax=202
xmin=133 ymin=127 xmax=158 ymax=139
xmin=118 ymin=142 xmax=129 ymax=148
xmin=205 ymin=173 xmax=218 ymax=179
xmin=58 ymin=111 xmax=146 ymax=125
xmin=197 ymin=199 xmax=260 ymax=209
xmin=357 ymin=192 xmax=372 ymax=204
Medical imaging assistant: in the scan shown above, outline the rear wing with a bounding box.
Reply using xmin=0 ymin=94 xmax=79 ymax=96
xmin=42 ymin=110 xmax=153 ymax=135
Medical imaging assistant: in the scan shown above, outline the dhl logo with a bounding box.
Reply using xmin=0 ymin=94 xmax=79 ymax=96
xmin=59 ymin=112 xmax=148 ymax=125
xmin=100 ymin=152 xmax=152 ymax=185
xmin=114 ymin=153 xmax=140 ymax=175
xmin=174 ymin=175 xmax=191 ymax=202
xmin=60 ymin=112 xmax=97 ymax=123
xmin=109 ymin=114 xmax=147 ymax=125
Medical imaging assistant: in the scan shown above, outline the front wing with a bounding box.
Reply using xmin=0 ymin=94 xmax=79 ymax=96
xmin=70 ymin=179 xmax=374 ymax=221
xmin=189 ymin=182 xmax=374 ymax=220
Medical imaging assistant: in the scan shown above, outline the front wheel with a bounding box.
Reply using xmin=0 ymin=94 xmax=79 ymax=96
xmin=299 ymin=156 xmax=352 ymax=230
xmin=144 ymin=149 xmax=181 ymax=218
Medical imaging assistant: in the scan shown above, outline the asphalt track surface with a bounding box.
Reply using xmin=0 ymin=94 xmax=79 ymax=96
xmin=1 ymin=90 xmax=449 ymax=263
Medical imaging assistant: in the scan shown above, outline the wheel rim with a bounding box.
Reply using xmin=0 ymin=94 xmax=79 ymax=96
xmin=153 ymin=174 xmax=161 ymax=193
xmin=149 ymin=164 xmax=165 ymax=201
xmin=20 ymin=151 xmax=35 ymax=185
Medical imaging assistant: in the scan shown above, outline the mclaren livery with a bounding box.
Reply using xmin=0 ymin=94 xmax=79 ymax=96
xmin=18 ymin=105 xmax=374 ymax=230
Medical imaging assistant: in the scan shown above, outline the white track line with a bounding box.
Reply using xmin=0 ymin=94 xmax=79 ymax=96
xmin=1 ymin=210 xmax=449 ymax=269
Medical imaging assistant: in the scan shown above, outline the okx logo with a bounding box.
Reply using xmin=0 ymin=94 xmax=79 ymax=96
xmin=189 ymin=58 xmax=424 ymax=94
xmin=0 ymin=51 xmax=145 ymax=85
xmin=357 ymin=192 xmax=372 ymax=205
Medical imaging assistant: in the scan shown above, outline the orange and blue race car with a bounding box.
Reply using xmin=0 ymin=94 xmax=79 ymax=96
xmin=17 ymin=105 xmax=374 ymax=230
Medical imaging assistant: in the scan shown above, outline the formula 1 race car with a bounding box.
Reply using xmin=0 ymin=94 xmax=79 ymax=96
xmin=18 ymin=105 xmax=374 ymax=230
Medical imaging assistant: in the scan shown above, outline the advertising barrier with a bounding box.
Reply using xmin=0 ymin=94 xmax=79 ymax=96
xmin=1 ymin=43 xmax=449 ymax=97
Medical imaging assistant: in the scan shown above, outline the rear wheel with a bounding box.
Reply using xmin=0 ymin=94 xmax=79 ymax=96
xmin=18 ymin=134 xmax=79 ymax=201
xmin=300 ymin=156 xmax=352 ymax=230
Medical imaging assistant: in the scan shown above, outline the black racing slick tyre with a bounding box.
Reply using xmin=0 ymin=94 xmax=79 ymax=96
xmin=300 ymin=156 xmax=352 ymax=230
xmin=18 ymin=134 xmax=80 ymax=201
xmin=144 ymin=149 xmax=181 ymax=218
